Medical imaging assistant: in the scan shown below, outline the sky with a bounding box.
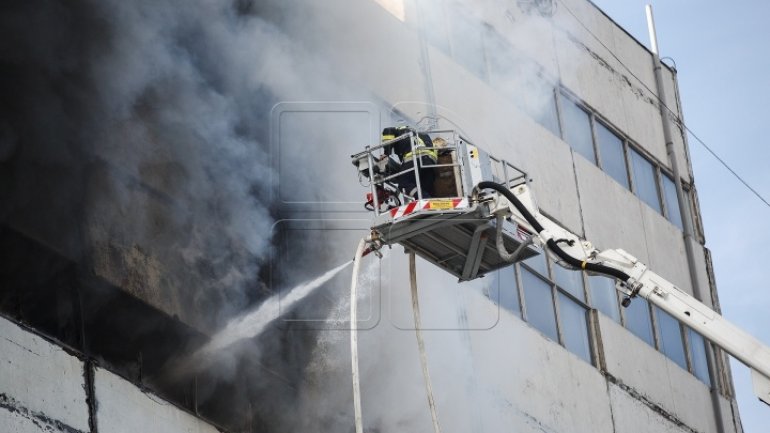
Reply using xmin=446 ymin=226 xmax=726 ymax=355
xmin=589 ymin=1 xmax=770 ymax=431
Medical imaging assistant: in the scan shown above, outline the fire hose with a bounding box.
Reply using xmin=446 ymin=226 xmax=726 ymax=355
xmin=350 ymin=238 xmax=366 ymax=433
xmin=409 ymin=252 xmax=442 ymax=433
xmin=349 ymin=241 xmax=441 ymax=433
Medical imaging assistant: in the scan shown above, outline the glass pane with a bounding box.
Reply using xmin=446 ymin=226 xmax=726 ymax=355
xmin=688 ymin=328 xmax=712 ymax=386
xmin=654 ymin=307 xmax=687 ymax=369
xmin=662 ymin=175 xmax=684 ymax=230
xmin=533 ymin=89 xmax=560 ymax=137
xmin=595 ymin=122 xmax=629 ymax=188
xmin=552 ymin=263 xmax=585 ymax=301
xmin=624 ymin=297 xmax=654 ymax=346
xmin=630 ymin=149 xmax=662 ymax=213
xmin=558 ymin=292 xmax=592 ymax=363
xmin=487 ymin=267 xmax=521 ymax=317
xmin=588 ymin=276 xmax=620 ymax=322
xmin=521 ymin=268 xmax=558 ymax=341
xmin=522 ymin=253 xmax=548 ymax=277
xmin=560 ymin=97 xmax=595 ymax=163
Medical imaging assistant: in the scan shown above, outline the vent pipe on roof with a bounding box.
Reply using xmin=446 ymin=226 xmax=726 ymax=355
xmin=645 ymin=5 xmax=660 ymax=55
xmin=646 ymin=5 xmax=727 ymax=433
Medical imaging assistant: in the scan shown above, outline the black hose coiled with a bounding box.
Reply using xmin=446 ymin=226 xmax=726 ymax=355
xmin=476 ymin=181 xmax=631 ymax=283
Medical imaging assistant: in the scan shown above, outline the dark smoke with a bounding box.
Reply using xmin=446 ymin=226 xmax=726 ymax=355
xmin=1 ymin=0 xmax=373 ymax=429
xmin=0 ymin=0 xmax=315 ymax=328
xmin=1 ymin=0 xmax=567 ymax=431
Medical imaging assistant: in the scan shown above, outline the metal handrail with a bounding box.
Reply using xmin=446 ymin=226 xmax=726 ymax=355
xmin=353 ymin=129 xmax=493 ymax=216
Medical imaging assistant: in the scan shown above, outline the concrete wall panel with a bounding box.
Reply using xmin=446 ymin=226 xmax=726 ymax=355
xmin=639 ymin=204 xmax=692 ymax=295
xmin=609 ymin=25 xmax=657 ymax=95
xmin=599 ymin=314 xmax=716 ymax=433
xmin=620 ymin=88 xmax=667 ymax=165
xmin=94 ymin=368 xmax=218 ymax=433
xmin=608 ymin=21 xmax=670 ymax=166
xmin=575 ymin=155 xmax=650 ymax=264
xmin=608 ymin=382 xmax=694 ymax=433
xmin=552 ymin=4 xmax=632 ymax=136
xmin=470 ymin=295 xmax=615 ymax=433
xmin=0 ymin=317 xmax=89 ymax=433
xmin=0 ymin=407 xmax=50 ymax=433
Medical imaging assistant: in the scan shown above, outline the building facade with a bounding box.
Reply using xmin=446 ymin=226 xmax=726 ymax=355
xmin=0 ymin=0 xmax=744 ymax=432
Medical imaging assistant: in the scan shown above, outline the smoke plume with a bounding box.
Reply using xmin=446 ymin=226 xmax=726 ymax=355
xmin=1 ymin=0 xmax=580 ymax=431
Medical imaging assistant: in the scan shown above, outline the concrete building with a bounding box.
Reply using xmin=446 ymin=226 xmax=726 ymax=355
xmin=0 ymin=0 xmax=745 ymax=432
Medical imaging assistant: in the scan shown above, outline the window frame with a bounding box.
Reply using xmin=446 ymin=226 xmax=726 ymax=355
xmin=586 ymin=274 xmax=622 ymax=323
xmin=519 ymin=251 xmax=594 ymax=364
xmin=652 ymin=305 xmax=689 ymax=370
xmin=486 ymin=265 xmax=524 ymax=318
xmin=619 ymin=295 xmax=656 ymax=347
xmin=659 ymin=169 xmax=694 ymax=230
xmin=684 ymin=326 xmax=713 ymax=386
xmin=628 ymin=145 xmax=664 ymax=214
xmin=593 ymin=118 xmax=632 ymax=189
xmin=519 ymin=263 xmax=560 ymax=342
xmin=557 ymin=90 xmax=598 ymax=164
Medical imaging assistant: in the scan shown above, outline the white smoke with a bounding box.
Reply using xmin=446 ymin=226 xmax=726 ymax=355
xmin=2 ymin=0 xmax=592 ymax=431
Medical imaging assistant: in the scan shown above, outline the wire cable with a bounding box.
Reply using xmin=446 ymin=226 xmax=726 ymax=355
xmin=681 ymin=127 xmax=770 ymax=208
xmin=556 ymin=0 xmax=770 ymax=209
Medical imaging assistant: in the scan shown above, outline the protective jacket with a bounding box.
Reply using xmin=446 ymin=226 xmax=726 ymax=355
xmin=381 ymin=126 xmax=437 ymax=162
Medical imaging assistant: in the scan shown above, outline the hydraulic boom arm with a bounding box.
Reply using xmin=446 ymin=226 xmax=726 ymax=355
xmin=478 ymin=181 xmax=770 ymax=405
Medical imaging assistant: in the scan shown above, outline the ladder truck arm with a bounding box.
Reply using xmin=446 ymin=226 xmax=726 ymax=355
xmin=477 ymin=181 xmax=770 ymax=405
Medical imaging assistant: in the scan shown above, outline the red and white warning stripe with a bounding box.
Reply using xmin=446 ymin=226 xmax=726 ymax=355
xmin=389 ymin=198 xmax=468 ymax=218
xmin=516 ymin=225 xmax=532 ymax=242
xmin=389 ymin=200 xmax=427 ymax=218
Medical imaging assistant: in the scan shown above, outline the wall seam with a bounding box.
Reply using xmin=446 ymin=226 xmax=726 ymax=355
xmin=603 ymin=373 xmax=699 ymax=433
xmin=0 ymin=393 xmax=87 ymax=433
xmin=84 ymin=360 xmax=98 ymax=433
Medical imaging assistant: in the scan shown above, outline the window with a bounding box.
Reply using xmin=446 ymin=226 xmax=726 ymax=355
xmin=662 ymin=174 xmax=684 ymax=230
xmin=654 ymin=307 xmax=687 ymax=369
xmin=535 ymin=89 xmax=561 ymax=137
xmin=552 ymin=263 xmax=585 ymax=302
xmin=522 ymin=252 xmax=548 ymax=277
xmin=629 ymin=148 xmax=662 ymax=213
xmin=521 ymin=268 xmax=559 ymax=341
xmin=687 ymin=328 xmax=712 ymax=386
xmin=558 ymin=292 xmax=592 ymax=363
xmin=551 ymin=92 xmax=694 ymax=232
xmin=595 ymin=122 xmax=629 ymax=188
xmin=624 ymin=297 xmax=655 ymax=346
xmin=488 ymin=266 xmax=521 ymax=317
xmin=560 ymin=97 xmax=595 ymax=163
xmin=588 ymin=276 xmax=620 ymax=322
xmin=520 ymin=253 xmax=592 ymax=363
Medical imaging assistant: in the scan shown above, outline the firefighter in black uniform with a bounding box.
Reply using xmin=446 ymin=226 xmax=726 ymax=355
xmin=381 ymin=126 xmax=437 ymax=198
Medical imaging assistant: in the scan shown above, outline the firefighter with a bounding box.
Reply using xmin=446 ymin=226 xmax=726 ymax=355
xmin=381 ymin=126 xmax=437 ymax=198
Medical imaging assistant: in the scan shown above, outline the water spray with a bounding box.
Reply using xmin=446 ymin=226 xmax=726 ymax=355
xmin=179 ymin=260 xmax=354 ymax=375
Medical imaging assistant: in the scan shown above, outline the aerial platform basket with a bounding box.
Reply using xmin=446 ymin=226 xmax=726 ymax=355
xmin=351 ymin=129 xmax=541 ymax=281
